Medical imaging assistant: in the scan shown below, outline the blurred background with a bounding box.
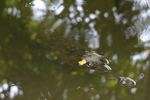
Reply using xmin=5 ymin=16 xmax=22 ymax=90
xmin=0 ymin=0 xmax=150 ymax=100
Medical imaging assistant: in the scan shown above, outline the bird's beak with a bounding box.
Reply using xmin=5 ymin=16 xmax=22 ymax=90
xmin=78 ymin=59 xmax=86 ymax=65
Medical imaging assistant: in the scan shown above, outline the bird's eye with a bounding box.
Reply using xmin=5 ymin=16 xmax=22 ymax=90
xmin=88 ymin=55 xmax=92 ymax=57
